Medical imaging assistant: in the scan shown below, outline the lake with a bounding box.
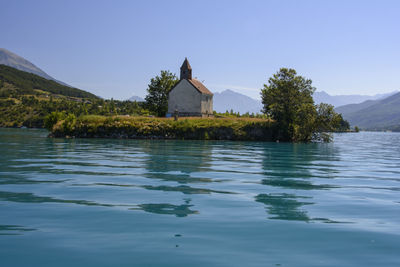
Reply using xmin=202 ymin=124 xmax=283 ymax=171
xmin=0 ymin=128 xmax=399 ymax=266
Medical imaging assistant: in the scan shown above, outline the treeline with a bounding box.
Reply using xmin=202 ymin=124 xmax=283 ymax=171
xmin=1 ymin=64 xmax=351 ymax=142
xmin=0 ymin=96 xmax=149 ymax=128
xmin=0 ymin=65 xmax=150 ymax=127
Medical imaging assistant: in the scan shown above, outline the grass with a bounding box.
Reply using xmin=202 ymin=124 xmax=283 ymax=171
xmin=51 ymin=115 xmax=277 ymax=141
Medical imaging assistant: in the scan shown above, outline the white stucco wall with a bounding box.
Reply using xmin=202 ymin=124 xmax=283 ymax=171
xmin=201 ymin=94 xmax=213 ymax=115
xmin=168 ymin=80 xmax=202 ymax=115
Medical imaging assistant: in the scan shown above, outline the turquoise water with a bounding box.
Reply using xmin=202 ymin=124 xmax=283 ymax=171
xmin=0 ymin=128 xmax=399 ymax=266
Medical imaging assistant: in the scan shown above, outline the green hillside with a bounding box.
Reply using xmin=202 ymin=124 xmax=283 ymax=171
xmin=0 ymin=64 xmax=97 ymax=98
xmin=337 ymin=92 xmax=400 ymax=131
xmin=0 ymin=65 xmax=149 ymax=128
xmin=335 ymin=99 xmax=378 ymax=115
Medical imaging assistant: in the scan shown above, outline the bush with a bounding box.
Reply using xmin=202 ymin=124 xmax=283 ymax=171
xmin=63 ymin=114 xmax=77 ymax=135
xmin=44 ymin=111 xmax=66 ymax=131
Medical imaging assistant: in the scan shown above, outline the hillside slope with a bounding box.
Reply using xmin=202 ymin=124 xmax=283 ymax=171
xmin=335 ymin=99 xmax=379 ymax=114
xmin=212 ymin=89 xmax=398 ymax=115
xmin=336 ymin=92 xmax=400 ymax=130
xmin=0 ymin=48 xmax=69 ymax=86
xmin=313 ymin=90 xmax=398 ymax=107
xmin=0 ymin=64 xmax=97 ymax=99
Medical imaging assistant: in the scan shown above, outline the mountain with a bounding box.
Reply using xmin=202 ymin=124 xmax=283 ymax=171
xmin=128 ymin=95 xmax=144 ymax=102
xmin=335 ymin=99 xmax=378 ymax=115
xmin=336 ymin=92 xmax=400 ymax=130
xmin=313 ymin=90 xmax=398 ymax=107
xmin=212 ymin=89 xmax=399 ymax=115
xmin=0 ymin=64 xmax=97 ymax=99
xmin=213 ymin=89 xmax=263 ymax=114
xmin=0 ymin=48 xmax=69 ymax=86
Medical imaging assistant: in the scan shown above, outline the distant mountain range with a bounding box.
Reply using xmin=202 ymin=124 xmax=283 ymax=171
xmin=128 ymin=95 xmax=144 ymax=102
xmin=0 ymin=48 xmax=69 ymax=86
xmin=336 ymin=92 xmax=400 ymax=130
xmin=212 ymin=89 xmax=400 ymax=131
xmin=212 ymin=89 xmax=399 ymax=115
xmin=213 ymin=89 xmax=263 ymax=114
xmin=313 ymin=90 xmax=398 ymax=107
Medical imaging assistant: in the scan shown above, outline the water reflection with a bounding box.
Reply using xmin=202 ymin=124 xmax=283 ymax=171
xmin=136 ymin=203 xmax=198 ymax=217
xmin=255 ymin=193 xmax=313 ymax=221
xmin=0 ymin=225 xmax=36 ymax=235
xmin=0 ymin=129 xmax=353 ymax=223
xmin=261 ymin=178 xmax=337 ymax=190
xmin=0 ymin=176 xmax=68 ymax=185
xmin=258 ymin=143 xmax=339 ymax=222
xmin=140 ymin=185 xmax=234 ymax=195
xmin=140 ymin=141 xmax=213 ymax=183
xmin=133 ymin=141 xmax=216 ymax=216
xmin=0 ymin=191 xmax=114 ymax=207
xmin=0 ymin=190 xmax=199 ymax=217
xmin=73 ymin=183 xmax=234 ymax=195
xmin=132 ymin=199 xmax=198 ymax=217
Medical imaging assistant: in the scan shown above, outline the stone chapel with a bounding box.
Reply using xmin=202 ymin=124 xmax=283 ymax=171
xmin=167 ymin=58 xmax=213 ymax=117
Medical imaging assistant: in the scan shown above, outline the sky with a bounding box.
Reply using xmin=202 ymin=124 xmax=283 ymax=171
xmin=1 ymin=0 xmax=400 ymax=100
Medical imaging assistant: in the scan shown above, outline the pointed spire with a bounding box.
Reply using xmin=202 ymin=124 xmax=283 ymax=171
xmin=180 ymin=57 xmax=192 ymax=80
xmin=181 ymin=57 xmax=192 ymax=69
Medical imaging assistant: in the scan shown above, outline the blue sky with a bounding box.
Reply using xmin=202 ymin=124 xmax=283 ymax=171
xmin=2 ymin=0 xmax=400 ymax=99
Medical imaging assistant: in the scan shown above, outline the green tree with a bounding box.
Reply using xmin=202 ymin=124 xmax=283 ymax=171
xmin=261 ymin=68 xmax=316 ymax=141
xmin=145 ymin=70 xmax=178 ymax=117
xmin=335 ymin=114 xmax=350 ymax=132
xmin=315 ymin=103 xmax=350 ymax=132
xmin=261 ymin=68 xmax=350 ymax=142
xmin=315 ymin=103 xmax=339 ymax=131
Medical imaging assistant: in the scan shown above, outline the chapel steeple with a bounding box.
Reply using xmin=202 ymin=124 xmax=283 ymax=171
xmin=180 ymin=57 xmax=192 ymax=80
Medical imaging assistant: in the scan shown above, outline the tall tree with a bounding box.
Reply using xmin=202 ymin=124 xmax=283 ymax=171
xmin=145 ymin=70 xmax=178 ymax=117
xmin=261 ymin=68 xmax=349 ymax=142
xmin=261 ymin=68 xmax=315 ymax=141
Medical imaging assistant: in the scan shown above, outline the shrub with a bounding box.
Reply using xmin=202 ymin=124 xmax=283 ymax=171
xmin=44 ymin=111 xmax=66 ymax=131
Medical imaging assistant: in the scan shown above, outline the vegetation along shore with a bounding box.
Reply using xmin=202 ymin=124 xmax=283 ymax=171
xmin=1 ymin=61 xmax=350 ymax=142
xmin=49 ymin=115 xmax=276 ymax=141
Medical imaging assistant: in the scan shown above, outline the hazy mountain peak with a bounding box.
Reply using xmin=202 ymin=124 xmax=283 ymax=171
xmin=128 ymin=95 xmax=144 ymax=102
xmin=223 ymin=89 xmax=237 ymax=94
xmin=317 ymin=90 xmax=330 ymax=96
xmin=0 ymin=48 xmax=69 ymax=86
xmin=213 ymin=89 xmax=263 ymax=114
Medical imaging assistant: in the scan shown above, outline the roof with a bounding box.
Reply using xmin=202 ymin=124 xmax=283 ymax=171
xmin=188 ymin=79 xmax=213 ymax=95
xmin=169 ymin=78 xmax=213 ymax=96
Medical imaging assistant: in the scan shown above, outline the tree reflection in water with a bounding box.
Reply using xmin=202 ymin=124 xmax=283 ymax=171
xmin=255 ymin=193 xmax=313 ymax=221
xmin=132 ymin=199 xmax=198 ymax=217
xmin=258 ymin=143 xmax=340 ymax=223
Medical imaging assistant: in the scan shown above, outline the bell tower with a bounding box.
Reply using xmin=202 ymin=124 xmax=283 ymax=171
xmin=180 ymin=57 xmax=192 ymax=80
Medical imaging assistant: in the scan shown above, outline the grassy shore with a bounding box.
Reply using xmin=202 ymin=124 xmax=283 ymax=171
xmin=50 ymin=115 xmax=277 ymax=141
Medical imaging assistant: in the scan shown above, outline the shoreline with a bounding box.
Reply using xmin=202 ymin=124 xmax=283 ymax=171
xmin=49 ymin=115 xmax=278 ymax=141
